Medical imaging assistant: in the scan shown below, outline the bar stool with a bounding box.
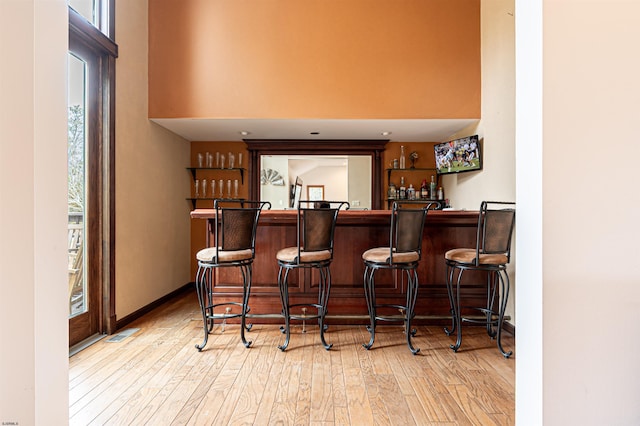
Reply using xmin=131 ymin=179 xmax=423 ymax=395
xmin=444 ymin=201 xmax=515 ymax=358
xmin=362 ymin=202 xmax=434 ymax=354
xmin=276 ymin=200 xmax=349 ymax=351
xmin=194 ymin=199 xmax=270 ymax=351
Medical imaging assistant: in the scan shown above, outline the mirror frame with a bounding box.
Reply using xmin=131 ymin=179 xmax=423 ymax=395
xmin=245 ymin=139 xmax=388 ymax=210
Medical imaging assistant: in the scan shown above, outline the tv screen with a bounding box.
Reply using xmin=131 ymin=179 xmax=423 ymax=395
xmin=434 ymin=135 xmax=481 ymax=175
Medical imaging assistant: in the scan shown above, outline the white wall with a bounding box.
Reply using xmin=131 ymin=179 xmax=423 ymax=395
xmin=0 ymin=0 xmax=68 ymax=423
xmin=260 ymin=155 xmax=290 ymax=208
xmin=516 ymin=0 xmax=640 ymax=424
xmin=115 ymin=1 xmax=192 ymax=318
xmin=347 ymin=156 xmax=372 ymax=209
xmin=300 ymin=166 xmax=347 ymax=202
xmin=515 ymin=0 xmax=543 ymax=423
xmin=538 ymin=1 xmax=640 ymax=423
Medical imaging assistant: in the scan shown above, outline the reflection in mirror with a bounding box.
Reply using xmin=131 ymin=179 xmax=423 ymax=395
xmin=291 ymin=176 xmax=303 ymax=208
xmin=260 ymin=155 xmax=371 ymax=210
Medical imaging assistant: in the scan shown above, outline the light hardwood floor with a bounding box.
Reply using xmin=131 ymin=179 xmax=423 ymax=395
xmin=69 ymin=291 xmax=515 ymax=425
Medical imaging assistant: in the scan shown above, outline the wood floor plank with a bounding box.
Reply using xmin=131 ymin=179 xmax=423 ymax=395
xmin=128 ymin=338 xmax=213 ymax=424
xmin=222 ymin=327 xmax=281 ymax=425
xmin=358 ymin=339 xmax=392 ymax=425
xmin=205 ymin=340 xmax=263 ymax=424
xmin=179 ymin=327 xmax=257 ymax=425
xmin=446 ymin=383 xmax=499 ymax=426
xmin=309 ymin=342 xmax=333 ymax=423
xmin=328 ymin=327 xmax=347 ymax=415
xmin=68 ymin=291 xmax=515 ymax=425
xmin=338 ymin=327 xmax=376 ymax=425
xmin=171 ymin=325 xmax=257 ymax=424
xmin=268 ymin=325 xmax=307 ymax=425
xmin=111 ymin=323 xmax=235 ymax=425
xmin=69 ymin=319 xmax=197 ymax=422
xmin=248 ymin=330 xmax=289 ymax=425
xmin=83 ymin=323 xmax=207 ymax=425
xmin=293 ymin=329 xmax=314 ymax=426
xmin=376 ymin=373 xmax=416 ymax=425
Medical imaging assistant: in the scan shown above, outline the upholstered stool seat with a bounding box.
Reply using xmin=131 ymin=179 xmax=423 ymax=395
xmin=444 ymin=248 xmax=509 ymax=265
xmin=362 ymin=202 xmax=434 ymax=354
xmin=362 ymin=247 xmax=420 ymax=264
xmin=276 ymin=247 xmax=332 ymax=263
xmin=444 ymin=201 xmax=515 ymax=358
xmin=197 ymin=247 xmax=254 ymax=263
xmin=194 ymin=199 xmax=270 ymax=351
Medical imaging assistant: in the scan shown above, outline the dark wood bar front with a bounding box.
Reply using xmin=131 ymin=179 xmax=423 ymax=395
xmin=190 ymin=209 xmax=486 ymax=325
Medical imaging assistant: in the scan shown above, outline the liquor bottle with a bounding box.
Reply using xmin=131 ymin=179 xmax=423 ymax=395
xmin=407 ymin=184 xmax=415 ymax=200
xmin=399 ymin=176 xmax=406 ymax=199
xmin=420 ymin=179 xmax=428 ymax=199
xmin=399 ymin=146 xmax=406 ymax=169
xmin=430 ymin=175 xmax=437 ymax=200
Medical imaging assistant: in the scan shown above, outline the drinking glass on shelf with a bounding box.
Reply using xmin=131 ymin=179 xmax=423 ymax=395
xmin=229 ymin=153 xmax=235 ymax=169
xmin=215 ymin=152 xmax=220 ymax=168
xmin=206 ymin=152 xmax=213 ymax=168
xmin=220 ymin=154 xmax=225 ymax=169
xmin=197 ymin=153 xmax=203 ymax=168
xmin=219 ymin=179 xmax=224 ymax=197
xmin=227 ymin=180 xmax=231 ymax=198
xmin=194 ymin=179 xmax=200 ymax=198
xmin=238 ymin=153 xmax=243 ymax=168
xmin=210 ymin=179 xmax=216 ymax=198
xmin=234 ymin=179 xmax=239 ymax=198
xmin=201 ymin=179 xmax=207 ymax=198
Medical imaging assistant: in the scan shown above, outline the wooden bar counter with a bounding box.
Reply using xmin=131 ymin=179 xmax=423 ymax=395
xmin=190 ymin=209 xmax=486 ymax=325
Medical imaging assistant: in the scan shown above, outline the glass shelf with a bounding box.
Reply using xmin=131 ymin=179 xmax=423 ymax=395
xmin=186 ymin=167 xmax=245 ymax=184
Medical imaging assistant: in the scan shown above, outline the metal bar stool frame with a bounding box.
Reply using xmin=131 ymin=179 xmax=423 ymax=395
xmin=276 ymin=200 xmax=349 ymax=351
xmin=444 ymin=201 xmax=515 ymax=358
xmin=362 ymin=202 xmax=434 ymax=354
xmin=195 ymin=199 xmax=270 ymax=351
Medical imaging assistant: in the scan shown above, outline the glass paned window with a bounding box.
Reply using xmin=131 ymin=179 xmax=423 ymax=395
xmin=68 ymin=0 xmax=110 ymax=36
xmin=68 ymin=53 xmax=88 ymax=318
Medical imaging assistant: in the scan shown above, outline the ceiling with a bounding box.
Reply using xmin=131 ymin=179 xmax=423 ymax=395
xmin=150 ymin=118 xmax=478 ymax=143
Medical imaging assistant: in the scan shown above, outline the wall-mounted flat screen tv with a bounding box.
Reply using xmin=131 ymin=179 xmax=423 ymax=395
xmin=434 ymin=135 xmax=481 ymax=175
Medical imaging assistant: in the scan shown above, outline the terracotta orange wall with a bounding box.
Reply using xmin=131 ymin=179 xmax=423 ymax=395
xmin=149 ymin=0 xmax=480 ymax=120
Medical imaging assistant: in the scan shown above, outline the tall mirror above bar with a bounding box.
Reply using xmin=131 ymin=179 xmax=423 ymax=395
xmin=246 ymin=140 xmax=387 ymax=210
xmin=261 ymin=155 xmax=371 ymax=210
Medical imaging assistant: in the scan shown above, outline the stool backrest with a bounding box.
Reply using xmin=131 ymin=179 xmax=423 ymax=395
xmin=476 ymin=201 xmax=516 ymax=263
xmin=297 ymin=200 xmax=349 ymax=256
xmin=390 ymin=202 xmax=434 ymax=260
xmin=212 ymin=199 xmax=271 ymax=255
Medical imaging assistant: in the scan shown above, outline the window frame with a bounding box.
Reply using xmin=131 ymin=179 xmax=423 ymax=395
xmin=69 ymin=5 xmax=118 ymax=340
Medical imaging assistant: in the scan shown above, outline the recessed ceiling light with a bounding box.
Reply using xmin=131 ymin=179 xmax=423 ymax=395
xmin=239 ymin=131 xmax=251 ymax=136
xmin=310 ymin=131 xmax=320 ymax=135
xmin=381 ymin=131 xmax=392 ymax=136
